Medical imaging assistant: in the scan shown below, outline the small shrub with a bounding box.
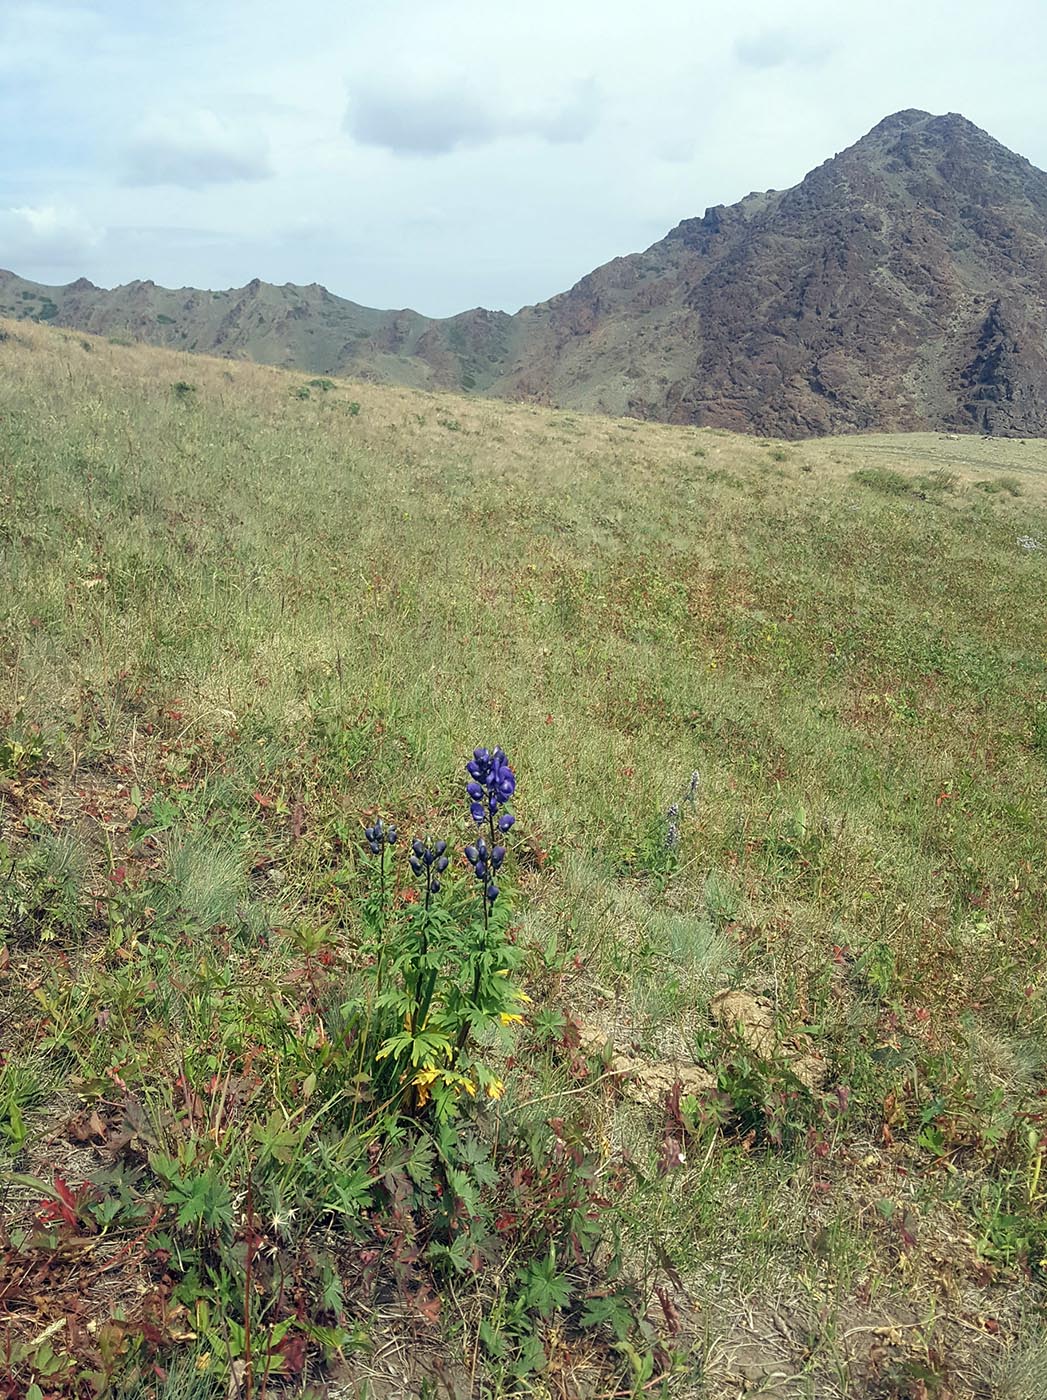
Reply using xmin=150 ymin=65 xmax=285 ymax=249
xmin=975 ymin=475 xmax=1023 ymax=497
xmin=292 ymin=385 xmax=311 ymax=400
xmin=347 ymin=400 xmax=361 ymax=416
xmin=307 ymin=377 xmax=335 ymax=392
xmin=172 ymin=381 xmax=196 ymax=400
xmin=107 ymin=331 xmax=134 ymax=347
xmin=852 ymin=465 xmax=911 ymax=496
xmin=915 ymin=467 xmax=959 ymax=493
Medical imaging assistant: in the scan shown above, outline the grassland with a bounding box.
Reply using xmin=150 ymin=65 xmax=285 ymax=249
xmin=1 ymin=319 xmax=1046 ymax=1399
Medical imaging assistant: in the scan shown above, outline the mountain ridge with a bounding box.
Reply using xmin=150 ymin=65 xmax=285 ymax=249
xmin=5 ymin=108 xmax=1047 ymax=437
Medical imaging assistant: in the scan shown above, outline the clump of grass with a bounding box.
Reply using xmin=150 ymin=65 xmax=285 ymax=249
xmin=914 ymin=466 xmax=960 ymax=492
xmin=0 ymin=829 xmax=89 ymax=945
xmin=157 ymin=832 xmax=247 ymax=930
xmin=975 ymin=474 xmax=1023 ymax=496
xmin=852 ymin=465 xmax=911 ymax=495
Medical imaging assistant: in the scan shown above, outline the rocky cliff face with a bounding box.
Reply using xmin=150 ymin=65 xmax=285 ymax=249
xmin=4 ymin=110 xmax=1046 ymax=437
xmin=479 ymin=110 xmax=1047 ymax=437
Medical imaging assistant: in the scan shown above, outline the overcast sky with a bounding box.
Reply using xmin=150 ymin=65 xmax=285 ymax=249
xmin=2 ymin=0 xmax=1045 ymax=317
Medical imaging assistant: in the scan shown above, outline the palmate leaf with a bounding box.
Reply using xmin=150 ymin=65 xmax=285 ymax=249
xmin=580 ymin=1292 xmax=635 ymax=1342
xmin=377 ymin=1028 xmax=454 ymax=1068
xmin=323 ymin=1165 xmax=374 ymax=1218
xmin=405 ymin=1133 xmax=436 ymax=1190
xmin=519 ymin=1254 xmax=572 ymax=1316
xmin=455 ymin=1134 xmax=499 ymax=1187
xmin=445 ymin=1165 xmax=481 ymax=1217
xmin=428 ymin=1230 xmax=480 ymax=1276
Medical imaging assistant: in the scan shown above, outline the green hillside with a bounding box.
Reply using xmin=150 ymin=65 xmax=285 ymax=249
xmin=1 ymin=320 xmax=1046 ymax=1398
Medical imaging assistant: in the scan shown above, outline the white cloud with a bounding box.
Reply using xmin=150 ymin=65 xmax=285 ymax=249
xmin=0 ymin=203 xmax=102 ymax=273
xmin=122 ymin=109 xmax=273 ymax=188
xmin=347 ymin=78 xmax=601 ymax=156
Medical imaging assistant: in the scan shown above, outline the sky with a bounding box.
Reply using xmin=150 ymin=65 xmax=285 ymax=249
xmin=2 ymin=0 xmax=1046 ymax=317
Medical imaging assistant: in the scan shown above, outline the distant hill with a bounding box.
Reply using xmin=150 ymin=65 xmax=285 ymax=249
xmin=5 ymin=110 xmax=1047 ymax=437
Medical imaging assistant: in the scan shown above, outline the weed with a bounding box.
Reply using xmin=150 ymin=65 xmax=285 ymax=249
xmin=975 ymin=474 xmax=1023 ymax=496
xmin=852 ymin=465 xmax=911 ymax=495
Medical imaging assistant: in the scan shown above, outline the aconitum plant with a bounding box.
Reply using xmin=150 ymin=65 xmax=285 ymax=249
xmin=356 ymin=745 xmax=525 ymax=1118
xmin=364 ymin=818 xmax=397 ymax=855
xmin=466 ymin=747 xmax=516 ymax=832
xmin=465 ymin=746 xmax=515 ymax=917
xmin=409 ymin=838 xmax=449 ymax=905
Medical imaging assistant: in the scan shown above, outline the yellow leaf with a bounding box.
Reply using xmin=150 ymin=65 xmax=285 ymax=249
xmin=486 ymin=1079 xmax=505 ymax=1100
xmin=499 ymin=1012 xmax=524 ymax=1026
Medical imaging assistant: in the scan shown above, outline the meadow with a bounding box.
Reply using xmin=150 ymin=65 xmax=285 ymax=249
xmin=1 ymin=319 xmax=1046 ymax=1399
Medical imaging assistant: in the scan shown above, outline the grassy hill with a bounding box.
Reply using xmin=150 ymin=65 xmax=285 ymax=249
xmin=1 ymin=320 xmax=1046 ymax=1398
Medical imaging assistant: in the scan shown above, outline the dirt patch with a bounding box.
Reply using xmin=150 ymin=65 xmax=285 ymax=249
xmin=710 ymin=989 xmax=826 ymax=1090
xmin=575 ymin=1017 xmax=715 ymax=1107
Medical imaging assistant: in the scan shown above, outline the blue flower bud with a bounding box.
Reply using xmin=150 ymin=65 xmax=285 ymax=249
xmin=498 ymin=813 xmax=515 ymax=831
xmin=434 ymin=840 xmax=447 ymax=857
xmin=470 ymin=803 xmax=485 ymax=824
xmin=430 ymin=878 xmax=441 ymax=894
xmin=465 ymin=845 xmax=479 ymax=864
xmin=486 ymin=884 xmax=499 ymax=902
xmin=409 ymin=855 xmax=423 ymax=876
xmin=435 ymin=855 xmax=449 ymax=873
xmin=493 ymin=845 xmax=506 ymax=867
xmin=466 ymin=782 xmax=483 ymax=801
xmin=368 ymin=841 xmax=380 ymax=854
xmin=412 ymin=838 xmax=425 ymax=857
xmin=387 ymin=828 xmax=397 ymax=844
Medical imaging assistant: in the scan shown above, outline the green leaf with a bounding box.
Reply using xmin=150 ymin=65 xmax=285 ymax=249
xmin=478 ymin=1318 xmax=506 ymax=1358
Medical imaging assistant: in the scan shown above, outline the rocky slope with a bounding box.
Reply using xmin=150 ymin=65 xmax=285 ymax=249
xmin=4 ymin=110 xmax=1046 ymax=437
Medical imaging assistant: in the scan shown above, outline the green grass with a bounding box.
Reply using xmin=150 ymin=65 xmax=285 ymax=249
xmin=1 ymin=319 xmax=1046 ymax=1396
